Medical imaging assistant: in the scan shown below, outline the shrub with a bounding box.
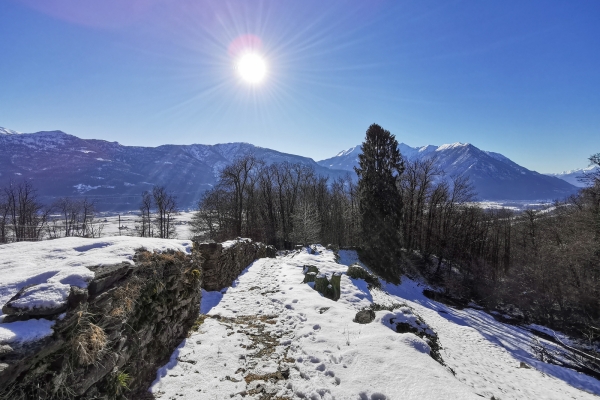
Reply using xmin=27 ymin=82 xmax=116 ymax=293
xmin=346 ymin=264 xmax=381 ymax=289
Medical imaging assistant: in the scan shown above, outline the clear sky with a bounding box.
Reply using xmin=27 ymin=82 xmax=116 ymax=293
xmin=1 ymin=0 xmax=599 ymax=173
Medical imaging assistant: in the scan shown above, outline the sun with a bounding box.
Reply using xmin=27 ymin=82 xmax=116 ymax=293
xmin=237 ymin=53 xmax=267 ymax=84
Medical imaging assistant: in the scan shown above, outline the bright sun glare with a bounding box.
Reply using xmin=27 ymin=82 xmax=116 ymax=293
xmin=237 ymin=53 xmax=267 ymax=84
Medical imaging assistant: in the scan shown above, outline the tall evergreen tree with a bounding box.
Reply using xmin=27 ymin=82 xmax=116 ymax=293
xmin=354 ymin=124 xmax=405 ymax=278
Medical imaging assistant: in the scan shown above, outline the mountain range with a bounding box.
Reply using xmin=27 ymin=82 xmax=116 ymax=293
xmin=0 ymin=128 xmax=349 ymax=210
xmin=318 ymin=142 xmax=579 ymax=201
xmin=545 ymin=166 xmax=600 ymax=187
xmin=0 ymin=127 xmax=580 ymax=210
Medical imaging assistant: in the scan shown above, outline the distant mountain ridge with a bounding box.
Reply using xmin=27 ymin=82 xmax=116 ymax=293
xmin=546 ymin=166 xmax=600 ymax=187
xmin=0 ymin=127 xmax=580 ymax=210
xmin=318 ymin=142 xmax=578 ymax=201
xmin=0 ymin=128 xmax=349 ymax=211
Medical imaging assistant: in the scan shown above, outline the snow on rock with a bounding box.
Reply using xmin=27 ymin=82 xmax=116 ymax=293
xmin=221 ymin=237 xmax=253 ymax=249
xmin=0 ymin=319 xmax=55 ymax=345
xmin=0 ymin=236 xmax=193 ymax=344
xmin=7 ymin=282 xmax=71 ymax=310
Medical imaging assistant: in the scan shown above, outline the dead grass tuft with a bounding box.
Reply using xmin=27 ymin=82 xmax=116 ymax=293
xmin=110 ymin=279 xmax=143 ymax=318
xmin=71 ymin=321 xmax=107 ymax=366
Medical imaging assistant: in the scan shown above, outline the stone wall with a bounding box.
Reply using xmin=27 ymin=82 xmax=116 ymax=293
xmin=0 ymin=249 xmax=202 ymax=400
xmin=197 ymin=238 xmax=276 ymax=292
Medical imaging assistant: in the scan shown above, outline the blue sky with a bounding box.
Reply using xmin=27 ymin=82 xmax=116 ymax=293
xmin=1 ymin=0 xmax=598 ymax=173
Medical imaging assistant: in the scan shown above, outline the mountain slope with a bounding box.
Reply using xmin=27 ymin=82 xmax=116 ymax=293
xmin=0 ymin=128 xmax=349 ymax=210
xmin=318 ymin=142 xmax=578 ymax=200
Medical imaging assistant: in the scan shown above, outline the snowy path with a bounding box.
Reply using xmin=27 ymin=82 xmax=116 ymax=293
xmin=151 ymin=247 xmax=600 ymax=399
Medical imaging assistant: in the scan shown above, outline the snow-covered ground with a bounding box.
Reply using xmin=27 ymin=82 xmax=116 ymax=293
xmin=151 ymin=246 xmax=600 ymax=399
xmin=473 ymin=200 xmax=553 ymax=211
xmin=1 ymin=239 xmax=597 ymax=398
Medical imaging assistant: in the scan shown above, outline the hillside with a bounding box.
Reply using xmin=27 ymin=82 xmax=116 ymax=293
xmin=319 ymin=142 xmax=578 ymax=201
xmin=151 ymin=245 xmax=600 ymax=399
xmin=0 ymin=237 xmax=598 ymax=398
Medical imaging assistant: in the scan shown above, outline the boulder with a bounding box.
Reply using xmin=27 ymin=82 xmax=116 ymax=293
xmin=354 ymin=309 xmax=376 ymax=324
xmin=2 ymin=284 xmax=69 ymax=321
xmin=303 ymin=265 xmax=319 ymax=274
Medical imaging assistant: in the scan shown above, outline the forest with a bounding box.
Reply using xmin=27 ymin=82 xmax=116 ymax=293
xmin=192 ymin=127 xmax=600 ymax=344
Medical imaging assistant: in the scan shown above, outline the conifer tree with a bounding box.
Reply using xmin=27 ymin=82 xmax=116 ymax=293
xmin=354 ymin=124 xmax=404 ymax=278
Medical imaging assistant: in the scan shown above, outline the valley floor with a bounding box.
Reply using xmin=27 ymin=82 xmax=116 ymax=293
xmin=151 ymin=246 xmax=600 ymax=400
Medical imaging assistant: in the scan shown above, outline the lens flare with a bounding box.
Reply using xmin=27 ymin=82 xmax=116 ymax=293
xmin=237 ymin=53 xmax=267 ymax=84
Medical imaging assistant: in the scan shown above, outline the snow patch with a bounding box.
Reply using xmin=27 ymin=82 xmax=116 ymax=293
xmin=0 ymin=319 xmax=55 ymax=345
xmin=0 ymin=127 xmax=21 ymax=135
xmin=436 ymin=142 xmax=470 ymax=151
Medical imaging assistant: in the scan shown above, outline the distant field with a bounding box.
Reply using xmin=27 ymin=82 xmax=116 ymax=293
xmin=474 ymin=200 xmax=552 ymax=211
xmin=91 ymin=211 xmax=196 ymax=240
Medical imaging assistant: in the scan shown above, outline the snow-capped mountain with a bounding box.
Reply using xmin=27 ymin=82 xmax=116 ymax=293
xmin=318 ymin=142 xmax=578 ymax=201
xmin=0 ymin=128 xmax=350 ymax=211
xmin=0 ymin=127 xmax=20 ymax=135
xmin=545 ymin=166 xmax=600 ymax=187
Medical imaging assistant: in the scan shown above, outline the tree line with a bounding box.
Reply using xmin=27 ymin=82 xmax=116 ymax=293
xmin=0 ymin=180 xmax=105 ymax=243
xmin=356 ymin=124 xmax=600 ymax=341
xmin=193 ymin=123 xmax=600 ymax=341
xmin=190 ymin=156 xmax=360 ymax=249
xmin=0 ymin=181 xmax=180 ymax=243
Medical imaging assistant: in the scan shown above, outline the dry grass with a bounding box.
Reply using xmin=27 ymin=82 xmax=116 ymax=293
xmin=71 ymin=321 xmax=107 ymax=366
xmin=109 ymin=278 xmax=143 ymax=318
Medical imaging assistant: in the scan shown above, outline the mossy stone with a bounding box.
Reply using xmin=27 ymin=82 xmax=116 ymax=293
xmin=303 ymin=272 xmax=317 ymax=283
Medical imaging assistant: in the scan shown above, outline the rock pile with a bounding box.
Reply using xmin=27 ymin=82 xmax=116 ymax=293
xmin=302 ymin=265 xmax=341 ymax=301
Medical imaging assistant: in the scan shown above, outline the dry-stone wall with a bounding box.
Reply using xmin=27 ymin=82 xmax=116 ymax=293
xmin=0 ymin=238 xmax=274 ymax=399
xmin=198 ymin=238 xmax=276 ymax=291
xmin=0 ymin=248 xmax=202 ymax=400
